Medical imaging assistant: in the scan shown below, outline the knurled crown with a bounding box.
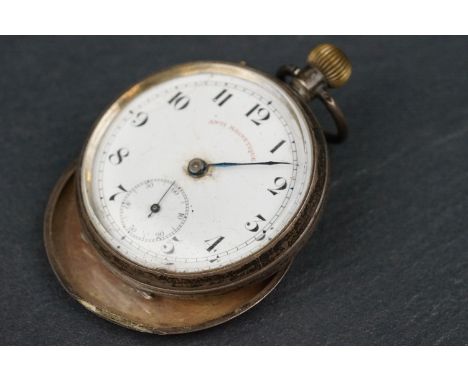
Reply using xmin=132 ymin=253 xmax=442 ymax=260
xmin=307 ymin=44 xmax=352 ymax=88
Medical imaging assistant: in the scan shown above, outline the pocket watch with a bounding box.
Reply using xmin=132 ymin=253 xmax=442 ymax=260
xmin=44 ymin=43 xmax=352 ymax=334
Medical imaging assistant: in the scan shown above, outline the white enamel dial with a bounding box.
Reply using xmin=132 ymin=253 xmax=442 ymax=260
xmin=81 ymin=66 xmax=314 ymax=273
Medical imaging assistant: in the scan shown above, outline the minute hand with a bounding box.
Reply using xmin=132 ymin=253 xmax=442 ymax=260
xmin=208 ymin=161 xmax=291 ymax=167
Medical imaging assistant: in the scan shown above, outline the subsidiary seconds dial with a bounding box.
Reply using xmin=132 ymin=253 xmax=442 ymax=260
xmin=119 ymin=179 xmax=189 ymax=243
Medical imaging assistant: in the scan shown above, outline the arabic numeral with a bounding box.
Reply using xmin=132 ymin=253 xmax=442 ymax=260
xmin=246 ymin=103 xmax=270 ymax=125
xmin=267 ymin=177 xmax=287 ymax=196
xmin=205 ymin=236 xmax=224 ymax=252
xmin=129 ymin=110 xmax=148 ymax=127
xmin=168 ymin=91 xmax=190 ymax=110
xmin=213 ymin=89 xmax=233 ymax=107
xmin=109 ymin=184 xmax=128 ymax=201
xmin=108 ymin=148 xmax=129 ymax=165
xmin=245 ymin=214 xmax=266 ymax=232
xmin=270 ymin=140 xmax=286 ymax=154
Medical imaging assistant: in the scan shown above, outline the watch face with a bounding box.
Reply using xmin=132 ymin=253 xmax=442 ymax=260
xmin=80 ymin=63 xmax=314 ymax=274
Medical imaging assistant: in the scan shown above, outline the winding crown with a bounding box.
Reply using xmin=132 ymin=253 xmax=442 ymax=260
xmin=307 ymin=43 xmax=352 ymax=88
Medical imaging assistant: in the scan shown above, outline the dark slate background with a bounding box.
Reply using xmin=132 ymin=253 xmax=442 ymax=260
xmin=0 ymin=36 xmax=467 ymax=345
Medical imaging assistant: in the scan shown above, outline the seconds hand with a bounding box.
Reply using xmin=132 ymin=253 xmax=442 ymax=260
xmin=148 ymin=180 xmax=175 ymax=218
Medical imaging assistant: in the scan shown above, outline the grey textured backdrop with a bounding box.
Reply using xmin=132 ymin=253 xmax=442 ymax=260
xmin=1 ymin=37 xmax=467 ymax=345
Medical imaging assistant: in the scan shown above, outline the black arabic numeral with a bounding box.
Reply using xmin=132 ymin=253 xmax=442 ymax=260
xmin=168 ymin=91 xmax=190 ymax=110
xmin=267 ymin=177 xmax=287 ymax=196
xmin=270 ymin=139 xmax=286 ymax=154
xmin=246 ymin=103 xmax=270 ymax=126
xmin=205 ymin=236 xmax=225 ymax=252
xmin=130 ymin=110 xmax=148 ymax=127
xmin=245 ymin=214 xmax=266 ymax=232
xmin=109 ymin=184 xmax=128 ymax=201
xmin=213 ymin=89 xmax=233 ymax=107
xmin=108 ymin=148 xmax=129 ymax=165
